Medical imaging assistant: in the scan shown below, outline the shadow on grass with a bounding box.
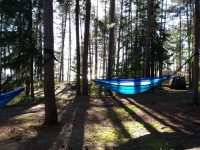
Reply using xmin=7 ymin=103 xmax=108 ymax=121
xmin=67 ymin=96 xmax=90 ymax=149
xmin=110 ymin=95 xmax=159 ymax=134
xmin=123 ymin=97 xmax=193 ymax=133
xmin=0 ymin=99 xmax=44 ymax=127
xmin=114 ymin=132 xmax=184 ymax=150
xmin=100 ymin=96 xmax=132 ymax=139
xmin=114 ymin=88 xmax=200 ymax=149
xmin=1 ymin=87 xmax=199 ymax=149
xmin=99 ymin=95 xmax=186 ymax=149
xmin=10 ymin=96 xmax=90 ymax=150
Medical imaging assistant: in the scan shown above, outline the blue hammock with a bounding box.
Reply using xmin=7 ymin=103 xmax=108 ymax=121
xmin=0 ymin=87 xmax=25 ymax=108
xmin=93 ymin=76 xmax=169 ymax=94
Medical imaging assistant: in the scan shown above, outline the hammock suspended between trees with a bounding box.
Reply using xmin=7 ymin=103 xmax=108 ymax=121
xmin=0 ymin=87 xmax=25 ymax=108
xmin=93 ymin=76 xmax=169 ymax=94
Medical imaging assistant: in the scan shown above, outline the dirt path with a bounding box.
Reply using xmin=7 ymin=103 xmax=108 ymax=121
xmin=0 ymin=87 xmax=200 ymax=150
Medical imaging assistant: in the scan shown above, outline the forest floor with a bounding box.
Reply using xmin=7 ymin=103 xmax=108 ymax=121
xmin=0 ymin=85 xmax=200 ymax=150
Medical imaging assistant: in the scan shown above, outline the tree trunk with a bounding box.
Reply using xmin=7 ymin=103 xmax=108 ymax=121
xmin=159 ymin=0 xmax=166 ymax=77
xmin=129 ymin=0 xmax=134 ymax=77
xmin=75 ymin=0 xmax=81 ymax=96
xmin=43 ymin=0 xmax=58 ymax=124
xmin=0 ymin=14 xmax=3 ymax=93
xmin=134 ymin=0 xmax=139 ymax=77
xmin=30 ymin=57 xmax=34 ymax=98
xmin=107 ymin=0 xmax=115 ymax=79
xmin=144 ymin=0 xmax=154 ymax=77
xmin=151 ymin=47 xmax=155 ymax=77
xmin=94 ymin=0 xmax=98 ymax=79
xmin=28 ymin=0 xmax=34 ymax=98
xmin=89 ymin=43 xmax=92 ymax=80
xmin=116 ymin=0 xmax=123 ymax=77
xmin=193 ymin=0 xmax=200 ymax=105
xmin=179 ymin=13 xmax=182 ymax=72
xmin=82 ymin=0 xmax=91 ymax=96
xmin=38 ymin=0 xmax=43 ymax=81
xmin=102 ymin=1 xmax=107 ymax=79
xmin=59 ymin=14 xmax=66 ymax=82
xmin=68 ymin=10 xmax=72 ymax=83
xmin=186 ymin=0 xmax=192 ymax=88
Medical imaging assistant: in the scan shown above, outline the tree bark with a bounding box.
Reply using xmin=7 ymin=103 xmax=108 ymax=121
xmin=179 ymin=13 xmax=182 ymax=72
xmin=43 ymin=0 xmax=58 ymax=124
xmin=0 ymin=14 xmax=3 ymax=94
xmin=144 ymin=0 xmax=154 ymax=77
xmin=68 ymin=10 xmax=72 ymax=83
xmin=27 ymin=0 xmax=34 ymax=98
xmin=193 ymin=0 xmax=200 ymax=105
xmin=59 ymin=14 xmax=66 ymax=82
xmin=75 ymin=0 xmax=81 ymax=96
xmin=82 ymin=0 xmax=91 ymax=96
xmin=186 ymin=0 xmax=192 ymax=88
xmin=102 ymin=1 xmax=107 ymax=79
xmin=107 ymin=0 xmax=115 ymax=79
xmin=116 ymin=0 xmax=123 ymax=77
xmin=94 ymin=0 xmax=98 ymax=79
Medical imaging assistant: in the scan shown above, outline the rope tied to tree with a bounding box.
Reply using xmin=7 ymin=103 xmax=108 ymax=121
xmin=173 ymin=51 xmax=199 ymax=76
xmin=43 ymin=48 xmax=59 ymax=64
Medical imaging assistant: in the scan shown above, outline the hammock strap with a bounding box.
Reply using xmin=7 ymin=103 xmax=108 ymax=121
xmin=43 ymin=48 xmax=59 ymax=64
xmin=173 ymin=52 xmax=199 ymax=76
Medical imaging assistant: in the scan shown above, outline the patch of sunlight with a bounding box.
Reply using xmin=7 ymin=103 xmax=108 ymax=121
xmin=21 ymin=121 xmax=43 ymax=128
xmin=149 ymin=121 xmax=162 ymax=129
xmin=14 ymin=115 xmax=33 ymax=122
xmin=142 ymin=138 xmax=169 ymax=149
xmin=126 ymin=98 xmax=175 ymax=132
xmin=149 ymin=121 xmax=173 ymax=133
xmin=85 ymin=124 xmax=128 ymax=147
xmin=94 ymin=147 xmax=104 ymax=150
xmin=123 ymin=121 xmax=150 ymax=138
xmin=11 ymin=96 xmax=43 ymax=105
xmin=127 ymin=105 xmax=140 ymax=112
xmin=112 ymin=107 xmax=130 ymax=120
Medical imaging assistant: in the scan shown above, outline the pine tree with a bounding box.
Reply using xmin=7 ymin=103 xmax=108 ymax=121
xmin=43 ymin=0 xmax=58 ymax=124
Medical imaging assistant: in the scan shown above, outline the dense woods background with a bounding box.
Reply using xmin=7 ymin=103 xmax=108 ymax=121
xmin=0 ymin=0 xmax=200 ymax=123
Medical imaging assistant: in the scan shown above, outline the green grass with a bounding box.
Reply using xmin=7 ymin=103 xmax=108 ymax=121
xmin=15 ymin=115 xmax=33 ymax=122
xmin=11 ymin=95 xmax=43 ymax=105
xmin=124 ymin=121 xmax=146 ymax=135
xmin=86 ymin=124 xmax=127 ymax=147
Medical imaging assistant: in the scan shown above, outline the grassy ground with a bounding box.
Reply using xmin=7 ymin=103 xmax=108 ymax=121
xmin=0 ymin=85 xmax=200 ymax=150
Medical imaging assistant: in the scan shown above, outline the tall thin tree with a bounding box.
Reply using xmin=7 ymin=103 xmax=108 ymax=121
xmin=27 ymin=0 xmax=34 ymax=98
xmin=116 ymin=0 xmax=123 ymax=77
xmin=43 ymin=0 xmax=58 ymax=124
xmin=59 ymin=13 xmax=67 ymax=82
xmin=0 ymin=13 xmax=3 ymax=93
xmin=144 ymin=0 xmax=154 ymax=77
xmin=186 ymin=0 xmax=192 ymax=87
xmin=67 ymin=10 xmax=72 ymax=82
xmin=82 ymin=0 xmax=91 ymax=96
xmin=75 ymin=0 xmax=81 ymax=96
xmin=102 ymin=0 xmax=107 ymax=79
xmin=94 ymin=0 xmax=99 ymax=79
xmin=107 ymin=0 xmax=115 ymax=79
xmin=193 ymin=0 xmax=199 ymax=105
